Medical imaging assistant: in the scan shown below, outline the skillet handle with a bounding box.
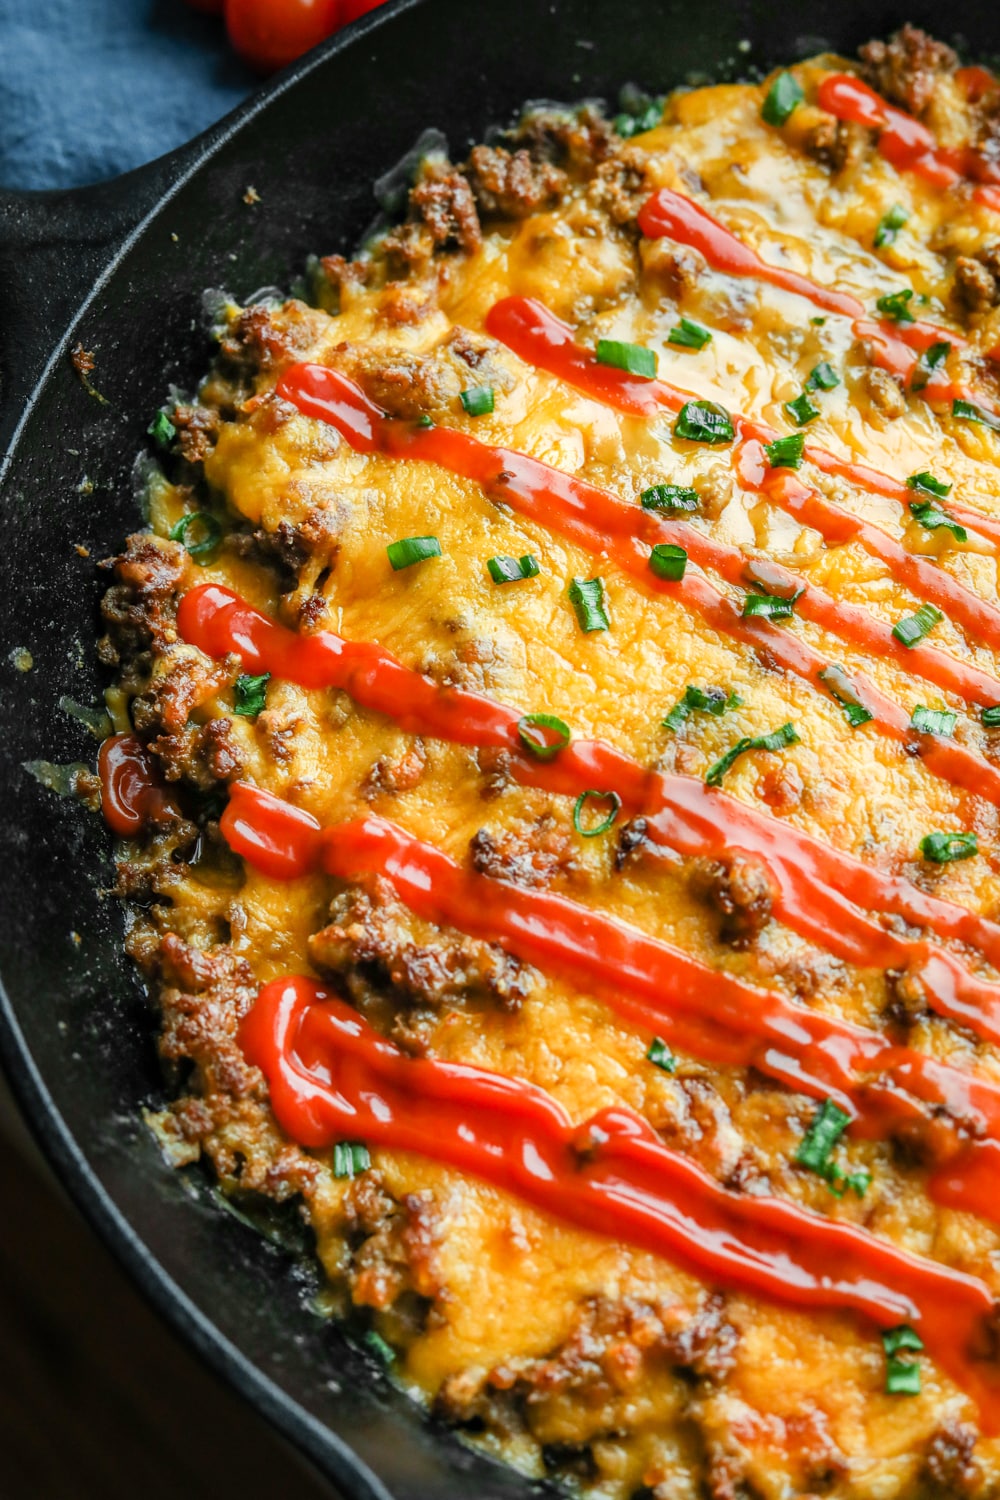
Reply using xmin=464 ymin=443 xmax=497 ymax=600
xmin=0 ymin=152 xmax=185 ymax=453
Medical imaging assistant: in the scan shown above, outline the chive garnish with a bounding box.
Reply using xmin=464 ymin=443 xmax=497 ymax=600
xmin=807 ymin=361 xmax=839 ymax=391
xmin=416 ymin=414 xmax=435 ymax=428
xmin=761 ymin=71 xmax=803 ymax=126
xmin=614 ymin=88 xmax=664 ymax=137
xmin=920 ymin=830 xmax=977 ymax=863
xmin=906 ymin=470 xmax=951 ymax=499
xmin=983 ymin=705 xmax=1000 ymax=728
xmin=876 ymin=288 xmax=915 ymax=323
xmin=818 ymin=664 xmax=874 ymax=727
xmin=910 ymin=340 xmax=951 ymax=392
xmin=705 ymin=722 xmax=799 ymax=787
xmin=892 ymin=603 xmax=942 ymax=648
xmin=795 ymin=1098 xmax=870 ymax=1199
xmin=662 ymin=684 xmax=742 ymax=732
xmin=386 ymin=535 xmax=441 ymax=570
xmin=883 ymin=1326 xmax=924 ymax=1395
xmin=364 ymin=1330 xmax=396 ymax=1365
xmin=674 ymin=400 xmax=734 ymax=445
xmin=569 ymin=576 xmax=610 ymax=632
xmin=785 ymin=391 xmax=820 ymax=426
xmin=648 ymin=543 xmax=688 ymax=581
xmin=873 ymin=203 xmax=909 ymax=249
xmin=516 ymin=713 xmax=571 ymax=760
xmin=460 ymin=385 xmax=495 ymax=416
xmin=647 ymin=1037 xmax=677 ymax=1073
xmin=910 ymin=705 xmax=956 ymax=737
xmin=908 ymin=499 xmax=966 ymax=542
xmin=333 ymin=1142 xmax=371 ymax=1178
xmin=233 ymin=672 xmax=270 ymax=718
xmin=148 ymin=409 xmax=176 ymax=447
xmin=667 ymin=317 xmax=712 ymax=350
xmin=953 ymin=397 xmax=1000 ymax=432
xmin=573 ymin=789 xmax=622 ymax=837
xmin=764 ymin=432 xmax=805 ymax=469
xmin=487 ymin=553 xmax=540 ymax=584
xmin=741 ymin=591 xmax=797 ymax=621
xmin=169 ymin=511 xmax=222 ymax=562
xmin=810 ymin=316 xmax=826 ymax=326
xmin=595 ymin=339 xmax=658 ymax=379
xmin=640 ymin=483 xmax=700 ymax=513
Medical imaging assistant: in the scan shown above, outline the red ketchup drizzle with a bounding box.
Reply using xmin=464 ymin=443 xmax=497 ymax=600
xmin=223 ymin=786 xmax=1000 ymax=1221
xmin=241 ymin=973 xmax=1000 ymax=1428
xmin=97 ymin=733 xmax=176 ymax=835
xmin=818 ymin=73 xmax=1000 ymax=211
xmin=277 ymin=359 xmax=1000 ymax=798
xmin=487 ymin=293 xmax=1000 ymax=550
xmin=181 ymin=583 xmax=1000 ymax=1016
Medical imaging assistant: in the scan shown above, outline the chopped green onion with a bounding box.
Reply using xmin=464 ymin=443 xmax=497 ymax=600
xmin=573 ymin=789 xmax=622 ymax=837
xmin=885 ymin=1359 xmax=922 ymax=1395
xmin=333 ymin=1141 xmax=371 ymax=1178
xmin=416 ymin=414 xmax=435 ymax=428
xmin=169 ymin=511 xmax=222 ymax=562
xmin=920 ymin=830 xmax=978 ymax=863
xmin=807 ymin=361 xmax=839 ymax=391
xmin=640 ymin=483 xmax=700 ymax=513
xmin=460 ymin=385 xmax=495 ymax=416
xmin=517 ymin=713 xmax=571 ymax=760
xmin=876 ymin=288 xmax=915 ymax=323
xmin=910 ymin=340 xmax=951 ymax=392
xmin=785 ymin=391 xmax=820 ymax=426
xmin=873 ymin=203 xmax=909 ymax=249
xmin=614 ymin=89 xmax=664 ymax=137
xmin=953 ymin=397 xmax=1000 ymax=432
xmin=233 ymin=672 xmax=270 ymax=718
xmin=148 ymin=409 xmax=176 ymax=447
xmin=647 ymin=1037 xmax=677 ymax=1073
xmin=764 ymin=432 xmax=806 ymax=469
xmin=387 ymin=535 xmax=441 ymax=570
xmin=648 ymin=543 xmax=688 ymax=581
xmin=596 ymin=338 xmax=658 ymax=379
xmin=668 ymin=317 xmax=712 ymax=350
xmin=674 ymin=400 xmax=734 ymax=444
xmin=742 ymin=590 xmax=799 ymax=621
xmin=910 ymin=704 xmax=956 ymax=737
xmin=364 ymin=1330 xmax=396 ymax=1365
xmin=883 ymin=1325 xmax=925 ymax=1356
xmin=882 ymin=1327 xmax=924 ymax=1395
xmin=569 ymin=576 xmax=610 ymax=632
xmin=810 ymin=316 xmax=827 ymax=326
xmin=761 ymin=71 xmax=803 ymax=126
xmin=818 ymin=664 xmax=874 ymax=728
xmin=983 ymin=705 xmax=1000 ymax=728
xmin=705 ymin=722 xmax=799 ymax=787
xmin=908 ymin=499 xmax=966 ymax=542
xmin=906 ymin=470 xmax=951 ymax=499
xmin=487 ymin=553 xmax=540 ymax=584
xmin=662 ymin=684 xmax=742 ymax=732
xmin=795 ymin=1098 xmax=869 ymax=1199
xmin=892 ymin=603 xmax=943 ymax=648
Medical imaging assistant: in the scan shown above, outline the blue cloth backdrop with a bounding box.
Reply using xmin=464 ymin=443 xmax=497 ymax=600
xmin=0 ymin=0 xmax=254 ymax=190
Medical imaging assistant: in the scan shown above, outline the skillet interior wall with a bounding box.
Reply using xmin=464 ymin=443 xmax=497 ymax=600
xmin=3 ymin=1 xmax=1000 ymax=1496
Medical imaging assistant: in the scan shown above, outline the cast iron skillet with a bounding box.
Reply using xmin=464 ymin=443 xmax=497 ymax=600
xmin=2 ymin=2 xmax=998 ymax=1495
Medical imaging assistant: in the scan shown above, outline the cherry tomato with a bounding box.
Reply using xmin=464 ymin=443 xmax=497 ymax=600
xmin=340 ymin=0 xmax=385 ymax=21
xmin=225 ymin=0 xmax=342 ymax=73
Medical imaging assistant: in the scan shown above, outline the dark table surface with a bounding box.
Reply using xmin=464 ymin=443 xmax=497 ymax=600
xmin=0 ymin=6 xmax=344 ymax=1495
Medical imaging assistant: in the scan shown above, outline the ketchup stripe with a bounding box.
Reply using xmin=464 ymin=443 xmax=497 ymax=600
xmin=486 ymin=294 xmax=1000 ymax=648
xmin=179 ymin=585 xmax=1000 ymax=1035
xmin=276 ymin=361 xmax=1000 ymax=813
xmin=818 ymin=72 xmax=1000 ymax=212
xmin=242 ymin=974 xmax=1000 ymax=1428
xmin=221 ymin=787 xmax=1000 ymax=1227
